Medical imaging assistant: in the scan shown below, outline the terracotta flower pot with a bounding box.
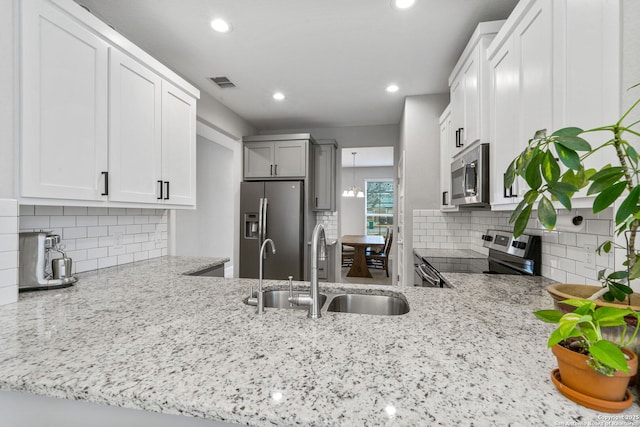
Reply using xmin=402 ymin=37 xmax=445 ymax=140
xmin=552 ymin=343 xmax=637 ymax=402
xmin=547 ymin=284 xmax=640 ymax=357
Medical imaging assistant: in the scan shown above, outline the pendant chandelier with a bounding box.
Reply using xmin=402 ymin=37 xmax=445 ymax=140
xmin=342 ymin=152 xmax=364 ymax=198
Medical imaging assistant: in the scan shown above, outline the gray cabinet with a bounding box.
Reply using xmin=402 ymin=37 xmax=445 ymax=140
xmin=312 ymin=140 xmax=337 ymax=211
xmin=243 ymin=138 xmax=307 ymax=179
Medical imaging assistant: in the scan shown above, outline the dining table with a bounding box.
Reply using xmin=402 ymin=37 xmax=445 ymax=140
xmin=341 ymin=234 xmax=385 ymax=278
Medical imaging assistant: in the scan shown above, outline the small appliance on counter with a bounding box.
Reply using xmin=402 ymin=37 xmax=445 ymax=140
xmin=18 ymin=231 xmax=78 ymax=292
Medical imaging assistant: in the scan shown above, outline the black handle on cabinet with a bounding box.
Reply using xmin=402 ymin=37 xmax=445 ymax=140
xmin=455 ymin=129 xmax=460 ymax=147
xmin=503 ymin=173 xmax=514 ymax=198
xmin=270 ymin=165 xmax=273 ymax=176
xmin=457 ymin=128 xmax=464 ymax=147
xmin=442 ymin=191 xmax=448 ymax=206
xmin=101 ymin=171 xmax=109 ymax=196
xmin=164 ymin=181 xmax=170 ymax=200
xmin=315 ymin=197 xmax=318 ymax=207
xmin=157 ymin=180 xmax=163 ymax=200
xmin=274 ymin=164 xmax=278 ymax=176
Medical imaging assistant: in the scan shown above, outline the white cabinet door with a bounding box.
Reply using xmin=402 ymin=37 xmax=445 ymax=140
xmin=517 ymin=0 xmax=553 ymax=150
xmin=274 ymin=140 xmax=307 ymax=177
xmin=21 ymin=0 xmax=108 ymax=201
xmin=462 ymin=50 xmax=480 ymax=146
xmin=161 ymin=81 xmax=196 ymax=206
xmin=439 ymin=106 xmax=458 ymax=211
xmin=244 ymin=142 xmax=275 ymax=179
xmin=450 ymin=77 xmax=465 ymax=154
xmin=490 ymin=38 xmax=522 ymax=206
xmin=109 ymin=49 xmax=162 ymax=204
xmin=553 ymin=0 xmax=619 ymax=175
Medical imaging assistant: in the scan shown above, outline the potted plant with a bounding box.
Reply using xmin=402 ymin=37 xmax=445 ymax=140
xmin=534 ymin=299 xmax=639 ymax=411
xmin=505 ymin=86 xmax=640 ymax=306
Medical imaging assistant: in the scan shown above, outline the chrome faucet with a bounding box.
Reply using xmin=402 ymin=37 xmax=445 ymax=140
xmin=248 ymin=238 xmax=276 ymax=315
xmin=289 ymin=223 xmax=326 ymax=319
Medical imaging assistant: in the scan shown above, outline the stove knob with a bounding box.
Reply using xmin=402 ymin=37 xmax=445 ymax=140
xmin=511 ymin=241 xmax=518 ymax=248
xmin=482 ymin=234 xmax=493 ymax=242
xmin=517 ymin=242 xmax=527 ymax=250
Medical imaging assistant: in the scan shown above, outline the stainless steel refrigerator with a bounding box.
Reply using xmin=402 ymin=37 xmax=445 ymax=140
xmin=239 ymin=181 xmax=304 ymax=280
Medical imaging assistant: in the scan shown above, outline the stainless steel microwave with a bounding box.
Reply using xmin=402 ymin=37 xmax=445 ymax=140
xmin=450 ymin=143 xmax=489 ymax=207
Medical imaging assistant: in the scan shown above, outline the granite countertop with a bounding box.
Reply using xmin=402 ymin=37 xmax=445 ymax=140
xmin=414 ymin=248 xmax=487 ymax=259
xmin=0 ymin=256 xmax=638 ymax=426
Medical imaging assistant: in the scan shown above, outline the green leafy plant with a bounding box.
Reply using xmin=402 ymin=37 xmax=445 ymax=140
xmin=534 ymin=299 xmax=640 ymax=375
xmin=505 ymin=87 xmax=640 ymax=302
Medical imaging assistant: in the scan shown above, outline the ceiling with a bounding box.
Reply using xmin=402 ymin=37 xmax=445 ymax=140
xmin=75 ymin=0 xmax=519 ymax=131
xmin=341 ymin=147 xmax=394 ymax=168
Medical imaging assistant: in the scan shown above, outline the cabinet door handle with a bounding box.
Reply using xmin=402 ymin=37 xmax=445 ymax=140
xmin=270 ymin=165 xmax=273 ymax=176
xmin=164 ymin=181 xmax=170 ymax=200
xmin=274 ymin=164 xmax=278 ymax=176
xmin=458 ymin=128 xmax=464 ymax=147
xmin=442 ymin=191 xmax=448 ymax=206
xmin=101 ymin=171 xmax=109 ymax=196
xmin=157 ymin=180 xmax=163 ymax=200
xmin=315 ymin=197 xmax=318 ymax=207
xmin=455 ymin=129 xmax=459 ymax=147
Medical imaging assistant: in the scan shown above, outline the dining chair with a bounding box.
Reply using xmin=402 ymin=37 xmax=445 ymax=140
xmin=366 ymin=229 xmax=393 ymax=277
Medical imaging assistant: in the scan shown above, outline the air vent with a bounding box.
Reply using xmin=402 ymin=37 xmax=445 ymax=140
xmin=210 ymin=76 xmax=236 ymax=89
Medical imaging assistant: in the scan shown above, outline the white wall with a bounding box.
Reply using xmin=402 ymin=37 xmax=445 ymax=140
xmin=341 ymin=167 xmax=394 ymax=235
xmin=197 ymin=92 xmax=256 ymax=141
xmin=398 ymin=94 xmax=450 ymax=285
xmin=174 ymin=130 xmax=239 ymax=277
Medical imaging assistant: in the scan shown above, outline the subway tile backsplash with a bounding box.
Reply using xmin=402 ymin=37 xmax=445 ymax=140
xmin=413 ymin=208 xmax=614 ymax=286
xmin=19 ymin=205 xmax=168 ymax=274
xmin=0 ymin=199 xmax=18 ymax=306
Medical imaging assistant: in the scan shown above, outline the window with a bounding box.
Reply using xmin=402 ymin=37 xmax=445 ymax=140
xmin=365 ymin=179 xmax=394 ymax=236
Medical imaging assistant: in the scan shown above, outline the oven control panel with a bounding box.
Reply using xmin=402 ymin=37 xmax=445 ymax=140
xmin=482 ymin=229 xmax=536 ymax=258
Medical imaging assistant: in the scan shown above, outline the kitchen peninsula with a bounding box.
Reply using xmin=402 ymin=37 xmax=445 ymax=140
xmin=0 ymin=257 xmax=638 ymax=426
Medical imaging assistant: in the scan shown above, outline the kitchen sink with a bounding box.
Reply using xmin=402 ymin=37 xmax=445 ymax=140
xmin=262 ymin=290 xmax=327 ymax=310
xmin=326 ymin=293 xmax=410 ymax=316
xmin=245 ymin=289 xmax=409 ymax=316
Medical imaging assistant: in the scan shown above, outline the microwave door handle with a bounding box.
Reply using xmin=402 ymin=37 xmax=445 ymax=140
xmin=466 ymin=164 xmax=477 ymax=195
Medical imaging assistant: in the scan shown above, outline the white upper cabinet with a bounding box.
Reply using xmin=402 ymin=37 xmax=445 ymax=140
xmin=18 ymin=0 xmax=199 ymax=208
xmin=487 ymin=0 xmax=620 ymax=209
xmin=108 ymin=49 xmax=163 ymax=204
xmin=21 ymin=0 xmax=108 ymax=201
xmin=161 ymin=81 xmax=197 ymax=206
xmin=439 ymin=106 xmax=458 ymax=212
xmin=448 ymin=21 xmax=504 ymax=155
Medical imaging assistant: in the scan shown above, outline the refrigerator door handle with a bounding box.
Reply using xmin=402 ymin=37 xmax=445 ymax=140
xmin=258 ymin=197 xmax=264 ymax=250
xmin=262 ymin=198 xmax=269 ymax=259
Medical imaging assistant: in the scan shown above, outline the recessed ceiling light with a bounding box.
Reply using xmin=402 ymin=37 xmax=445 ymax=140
xmin=210 ymin=18 xmax=231 ymax=33
xmin=392 ymin=0 xmax=416 ymax=9
xmin=273 ymin=92 xmax=285 ymax=101
xmin=386 ymin=84 xmax=399 ymax=93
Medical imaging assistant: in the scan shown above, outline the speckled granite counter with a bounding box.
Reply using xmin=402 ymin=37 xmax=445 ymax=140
xmin=414 ymin=248 xmax=486 ymax=259
xmin=0 ymin=256 xmax=638 ymax=426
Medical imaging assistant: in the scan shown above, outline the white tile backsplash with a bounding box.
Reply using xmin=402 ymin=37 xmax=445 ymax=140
xmin=413 ymin=207 xmax=615 ymax=284
xmin=20 ymin=205 xmax=168 ymax=274
xmin=315 ymin=211 xmax=338 ymax=241
xmin=0 ymin=199 xmax=19 ymax=306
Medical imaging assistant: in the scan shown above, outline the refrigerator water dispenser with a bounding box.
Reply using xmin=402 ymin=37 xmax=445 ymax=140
xmin=244 ymin=213 xmax=259 ymax=239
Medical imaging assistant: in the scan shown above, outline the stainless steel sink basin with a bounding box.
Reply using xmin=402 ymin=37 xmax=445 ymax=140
xmin=262 ymin=290 xmax=327 ymax=310
xmin=326 ymin=294 xmax=410 ymax=316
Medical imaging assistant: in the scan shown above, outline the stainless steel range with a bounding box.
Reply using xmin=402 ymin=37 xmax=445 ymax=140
xmin=414 ymin=229 xmax=541 ymax=287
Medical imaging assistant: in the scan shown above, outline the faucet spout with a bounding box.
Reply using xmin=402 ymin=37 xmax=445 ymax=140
xmin=308 ymin=224 xmax=326 ymax=319
xmin=256 ymin=238 xmax=276 ymax=315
